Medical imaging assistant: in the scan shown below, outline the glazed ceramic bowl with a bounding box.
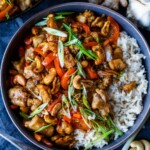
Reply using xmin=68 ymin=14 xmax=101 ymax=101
xmin=1 ymin=2 xmax=150 ymax=150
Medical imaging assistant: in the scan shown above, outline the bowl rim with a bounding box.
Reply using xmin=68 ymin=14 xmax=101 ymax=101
xmin=1 ymin=2 xmax=150 ymax=150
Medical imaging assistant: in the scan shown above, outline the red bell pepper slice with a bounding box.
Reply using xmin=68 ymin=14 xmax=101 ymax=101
xmin=61 ymin=68 xmax=76 ymax=90
xmin=71 ymin=22 xmax=90 ymax=34
xmin=54 ymin=57 xmax=65 ymax=78
xmin=85 ymin=64 xmax=99 ymax=79
xmin=47 ymin=98 xmax=62 ymax=112
xmin=42 ymin=53 xmax=56 ymax=66
xmin=104 ymin=16 xmax=120 ymax=46
xmin=83 ymin=42 xmax=98 ymax=48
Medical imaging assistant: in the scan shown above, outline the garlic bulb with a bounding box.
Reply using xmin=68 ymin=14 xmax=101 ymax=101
xmin=127 ymin=0 xmax=150 ymax=30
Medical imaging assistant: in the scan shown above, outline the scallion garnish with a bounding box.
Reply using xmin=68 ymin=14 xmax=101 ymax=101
xmin=79 ymin=107 xmax=91 ymax=129
xmin=68 ymin=74 xmax=78 ymax=111
xmin=19 ymin=112 xmax=29 ymax=119
xmin=77 ymin=61 xmax=86 ymax=79
xmin=62 ymin=94 xmax=71 ymax=118
xmin=34 ymin=124 xmax=54 ymax=133
xmin=28 ymin=103 xmax=48 ymax=118
xmin=83 ymin=108 xmax=104 ymax=121
xmin=43 ymin=27 xmax=67 ymax=37
xmin=62 ymin=23 xmax=97 ymax=60
xmin=84 ymin=129 xmax=114 ymax=150
xmin=35 ymin=18 xmax=48 ymax=26
xmin=54 ymin=15 xmax=65 ymax=20
xmin=58 ymin=39 xmax=64 ymax=68
xmin=107 ymin=115 xmax=123 ymax=136
xmin=56 ymin=12 xmax=74 ymax=15
xmin=77 ymin=51 xmax=83 ymax=60
xmin=64 ymin=39 xmax=78 ymax=47
xmin=82 ymin=85 xmax=91 ymax=109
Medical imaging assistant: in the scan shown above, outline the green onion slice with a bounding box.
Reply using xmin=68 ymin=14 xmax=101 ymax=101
xmin=56 ymin=12 xmax=74 ymax=15
xmin=77 ymin=61 xmax=86 ymax=79
xmin=62 ymin=94 xmax=71 ymax=118
xmin=58 ymin=39 xmax=64 ymax=68
xmin=29 ymin=103 xmax=48 ymax=118
xmin=19 ymin=112 xmax=29 ymax=119
xmin=43 ymin=27 xmax=67 ymax=37
xmin=64 ymin=39 xmax=78 ymax=46
xmin=35 ymin=18 xmax=48 ymax=26
xmin=34 ymin=124 xmax=54 ymax=133
xmin=84 ymin=129 xmax=114 ymax=150
xmin=54 ymin=15 xmax=65 ymax=20
xmin=107 ymin=115 xmax=123 ymax=136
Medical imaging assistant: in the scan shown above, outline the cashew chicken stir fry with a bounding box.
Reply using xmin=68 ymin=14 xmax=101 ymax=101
xmin=8 ymin=10 xmax=136 ymax=149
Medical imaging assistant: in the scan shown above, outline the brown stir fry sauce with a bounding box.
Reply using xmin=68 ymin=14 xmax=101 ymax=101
xmin=8 ymin=10 xmax=136 ymax=148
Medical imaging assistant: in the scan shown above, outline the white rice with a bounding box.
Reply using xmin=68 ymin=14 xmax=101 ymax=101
xmin=74 ymin=31 xmax=148 ymax=149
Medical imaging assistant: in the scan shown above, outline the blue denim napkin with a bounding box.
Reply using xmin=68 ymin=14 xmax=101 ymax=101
xmin=0 ymin=0 xmax=149 ymax=150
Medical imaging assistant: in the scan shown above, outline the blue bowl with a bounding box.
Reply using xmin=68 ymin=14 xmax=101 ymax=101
xmin=1 ymin=2 xmax=150 ymax=150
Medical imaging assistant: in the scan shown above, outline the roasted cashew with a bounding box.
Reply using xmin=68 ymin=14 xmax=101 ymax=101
xmin=44 ymin=115 xmax=57 ymax=124
xmin=36 ymin=84 xmax=52 ymax=103
xmin=130 ymin=141 xmax=144 ymax=150
xmin=43 ymin=68 xmax=57 ymax=85
xmin=101 ymin=21 xmax=110 ymax=36
xmin=13 ymin=74 xmax=26 ymax=86
xmin=140 ymin=139 xmax=150 ymax=150
xmin=51 ymin=103 xmax=61 ymax=117
xmin=33 ymin=56 xmax=44 ymax=73
xmin=73 ymin=75 xmax=82 ymax=89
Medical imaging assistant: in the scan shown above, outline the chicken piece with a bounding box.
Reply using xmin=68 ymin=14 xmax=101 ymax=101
xmin=101 ymin=21 xmax=110 ymax=36
xmin=20 ymin=106 xmax=28 ymax=113
xmin=51 ymin=77 xmax=60 ymax=94
xmin=23 ymin=62 xmax=41 ymax=80
xmin=8 ymin=86 xmax=29 ymax=107
xmin=92 ymin=93 xmax=105 ymax=109
xmin=102 ymin=0 xmax=128 ymax=10
xmin=26 ymin=79 xmax=35 ymax=90
xmin=109 ymin=59 xmax=127 ymax=70
xmin=122 ymin=81 xmax=136 ymax=93
xmin=9 ymin=86 xmax=29 ymax=100
xmin=31 ymin=27 xmax=41 ymax=35
xmin=56 ymin=121 xmax=74 ymax=135
xmin=38 ymin=42 xmax=57 ymax=54
xmin=27 ymin=98 xmax=42 ymax=111
xmin=47 ymin=17 xmax=58 ymax=29
xmin=64 ymin=50 xmax=76 ymax=69
xmin=92 ymin=89 xmax=110 ymax=117
xmin=36 ymin=84 xmax=52 ymax=103
xmin=46 ymin=34 xmax=57 ymax=42
xmin=103 ymin=76 xmax=112 ymax=88
xmin=92 ymin=45 xmax=105 ymax=65
xmin=113 ymin=47 xmax=123 ymax=59
xmin=51 ymin=135 xmax=75 ymax=148
xmin=44 ymin=115 xmax=57 ymax=124
xmin=24 ymin=115 xmax=54 ymax=137
xmin=32 ymin=34 xmax=44 ymax=48
xmin=17 ymin=0 xmax=31 ymax=11
xmin=91 ymin=17 xmax=104 ymax=27
xmin=12 ymin=57 xmax=25 ymax=74
xmin=90 ymin=32 xmax=99 ymax=42
xmin=76 ymin=10 xmax=95 ymax=24
xmin=69 ymin=45 xmax=79 ymax=55
xmin=25 ymin=47 xmax=35 ymax=62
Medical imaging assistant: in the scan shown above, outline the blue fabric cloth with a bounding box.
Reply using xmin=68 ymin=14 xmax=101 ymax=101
xmin=0 ymin=0 xmax=149 ymax=150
